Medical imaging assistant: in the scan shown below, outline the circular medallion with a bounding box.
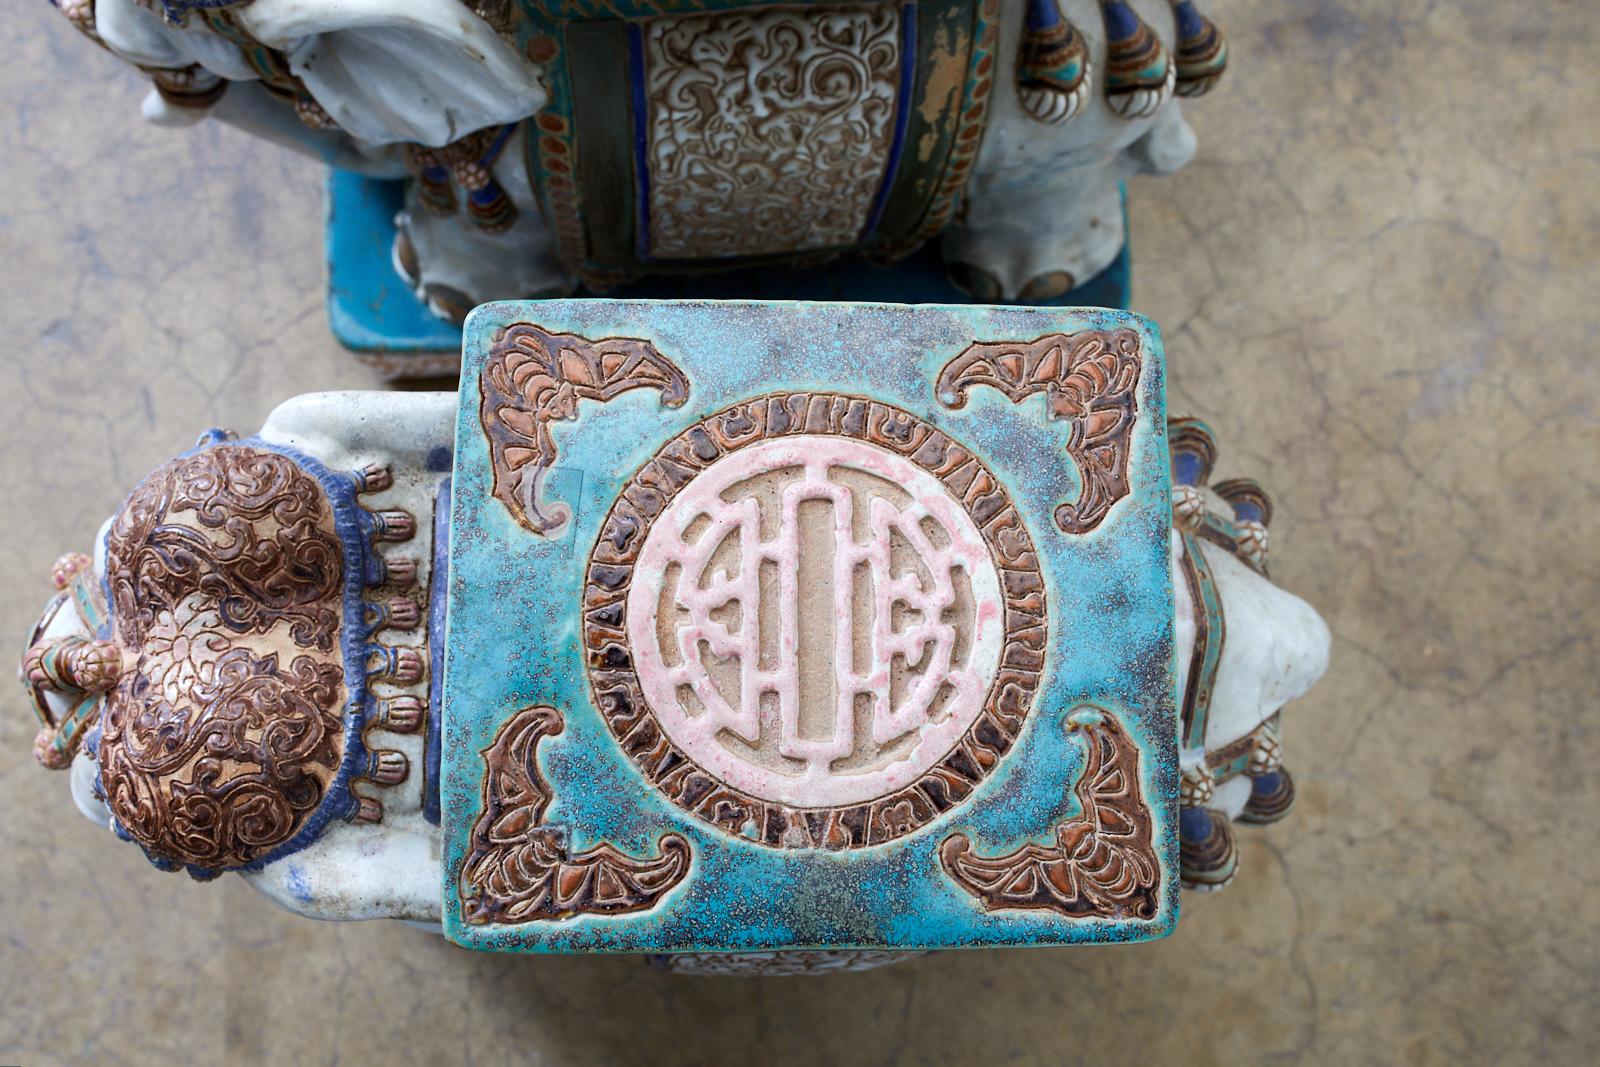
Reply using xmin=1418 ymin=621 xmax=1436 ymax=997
xmin=584 ymin=393 xmax=1046 ymax=850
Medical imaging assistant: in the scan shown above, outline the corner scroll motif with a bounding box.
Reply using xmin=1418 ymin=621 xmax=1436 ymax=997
xmin=479 ymin=323 xmax=690 ymax=536
xmin=936 ymin=329 xmax=1142 ymax=535
xmin=939 ymin=707 xmax=1159 ymax=919
xmin=460 ymin=704 xmax=691 ymax=925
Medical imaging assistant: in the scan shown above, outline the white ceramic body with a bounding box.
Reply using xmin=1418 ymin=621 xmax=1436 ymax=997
xmin=81 ymin=0 xmax=1203 ymax=311
xmin=49 ymin=390 xmax=1327 ymax=926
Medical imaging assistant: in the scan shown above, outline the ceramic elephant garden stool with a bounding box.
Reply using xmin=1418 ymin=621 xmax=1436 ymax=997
xmin=19 ymin=300 xmax=1326 ymax=976
xmin=54 ymin=0 xmax=1227 ymax=322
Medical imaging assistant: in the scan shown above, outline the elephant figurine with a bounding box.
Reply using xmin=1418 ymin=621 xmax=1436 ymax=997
xmin=53 ymin=0 xmax=1226 ymax=320
xmin=1166 ymin=417 xmax=1328 ymax=892
xmin=18 ymin=304 xmax=1327 ymax=975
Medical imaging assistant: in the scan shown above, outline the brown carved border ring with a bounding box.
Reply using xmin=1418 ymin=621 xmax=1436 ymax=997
xmin=582 ymin=391 xmax=1048 ymax=851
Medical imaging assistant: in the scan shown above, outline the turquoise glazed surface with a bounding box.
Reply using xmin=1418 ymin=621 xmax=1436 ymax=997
xmin=441 ymin=299 xmax=1177 ymax=953
xmin=323 ymin=172 xmax=1132 ymax=363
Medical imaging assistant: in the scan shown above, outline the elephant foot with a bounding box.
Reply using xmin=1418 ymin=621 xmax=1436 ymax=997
xmin=946 ymin=263 xmax=1079 ymax=303
xmin=940 ymin=179 xmax=1125 ymax=302
xmin=1179 ymin=805 xmax=1237 ymax=892
xmin=393 ymin=195 xmax=574 ymax=325
xmin=392 ymin=230 xmax=473 ymax=325
xmin=1238 ymin=766 xmax=1297 ymax=825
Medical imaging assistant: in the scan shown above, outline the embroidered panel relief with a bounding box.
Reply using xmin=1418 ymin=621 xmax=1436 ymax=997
xmin=640 ymin=4 xmax=903 ymax=259
xmin=98 ymin=445 xmax=349 ymax=872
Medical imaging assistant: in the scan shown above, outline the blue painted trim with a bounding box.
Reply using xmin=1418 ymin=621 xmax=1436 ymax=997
xmin=149 ymin=0 xmax=240 ymax=24
xmin=1172 ymin=451 xmax=1205 ymax=486
xmin=1251 ymin=769 xmax=1283 ymax=795
xmin=1178 ymin=805 xmax=1215 ymax=842
xmin=861 ymin=3 xmax=919 ymax=241
xmin=424 ymin=478 xmax=451 ymax=826
xmin=1228 ymin=498 xmax=1265 ymax=525
xmin=1172 ymin=0 xmax=1206 ymax=40
xmin=467 ymin=125 xmax=517 ymax=209
xmin=482 ymin=123 xmax=515 ymax=166
xmin=1025 ymin=0 xmax=1062 ymax=32
xmin=627 ymin=22 xmax=653 ymax=261
xmin=234 ymin=434 xmax=378 ymax=876
xmin=1101 ymin=0 xmax=1141 ymax=41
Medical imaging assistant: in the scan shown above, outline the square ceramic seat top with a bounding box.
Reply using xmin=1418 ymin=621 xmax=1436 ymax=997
xmin=441 ymin=299 xmax=1179 ymax=953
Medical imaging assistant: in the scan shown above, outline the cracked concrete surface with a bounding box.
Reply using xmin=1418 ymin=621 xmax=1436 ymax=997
xmin=2 ymin=1 xmax=1597 ymax=1064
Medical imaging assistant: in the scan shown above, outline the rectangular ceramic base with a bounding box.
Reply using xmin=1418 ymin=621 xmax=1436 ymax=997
xmin=324 ymin=171 xmax=1133 ymax=377
xmin=440 ymin=299 xmax=1178 ymax=953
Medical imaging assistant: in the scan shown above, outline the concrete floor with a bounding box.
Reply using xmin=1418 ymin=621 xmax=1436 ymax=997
xmin=3 ymin=2 xmax=1596 ymax=1064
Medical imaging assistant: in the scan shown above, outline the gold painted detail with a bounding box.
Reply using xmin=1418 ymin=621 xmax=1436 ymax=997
xmin=97 ymin=444 xmax=350 ymax=871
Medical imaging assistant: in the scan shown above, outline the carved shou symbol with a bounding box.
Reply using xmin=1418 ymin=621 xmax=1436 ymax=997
xmin=630 ymin=435 xmax=1004 ymax=809
xmin=936 ymin=329 xmax=1142 ymax=535
xmin=584 ymin=393 xmax=1047 ymax=850
xmin=460 ymin=704 xmax=692 ymax=925
xmin=480 ymin=323 xmax=689 ymax=536
xmin=940 ymin=706 xmax=1159 ymax=919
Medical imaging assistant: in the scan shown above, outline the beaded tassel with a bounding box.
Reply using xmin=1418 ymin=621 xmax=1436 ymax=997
xmin=1016 ymin=0 xmax=1091 ymax=125
xmin=1170 ymin=0 xmax=1227 ymax=96
xmin=465 ymin=179 xmax=517 ymax=234
xmin=404 ymin=125 xmax=519 ymax=233
xmin=414 ymin=164 xmax=457 ymax=215
xmin=1099 ymin=0 xmax=1174 ymax=119
xmin=458 ymin=126 xmax=518 ymax=234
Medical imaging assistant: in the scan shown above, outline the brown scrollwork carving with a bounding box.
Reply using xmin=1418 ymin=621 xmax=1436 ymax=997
xmin=460 ymin=704 xmax=692 ymax=925
xmin=107 ymin=445 xmax=343 ymax=652
xmin=936 ymin=330 xmax=1143 ymax=535
xmin=479 ymin=323 xmax=689 ymax=535
xmin=98 ymin=444 xmax=349 ymax=871
xmin=940 ymin=707 xmax=1159 ymax=919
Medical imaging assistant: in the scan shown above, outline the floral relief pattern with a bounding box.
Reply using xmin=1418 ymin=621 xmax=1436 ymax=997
xmin=479 ymin=322 xmax=689 ymax=536
xmin=98 ymin=444 xmax=350 ymax=872
xmin=641 ymin=4 xmax=902 ymax=259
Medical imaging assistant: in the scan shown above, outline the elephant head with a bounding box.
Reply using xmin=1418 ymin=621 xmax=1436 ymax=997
xmin=1167 ymin=417 xmax=1331 ymax=891
xmin=19 ymin=395 xmax=453 ymax=920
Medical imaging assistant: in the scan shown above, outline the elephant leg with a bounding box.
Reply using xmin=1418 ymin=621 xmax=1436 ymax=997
xmin=1240 ymin=767 xmax=1296 ymax=825
xmin=1178 ymin=764 xmax=1237 ymax=891
xmin=941 ymin=101 xmax=1196 ymax=302
xmin=394 ymin=125 xmax=575 ymax=324
xmin=1238 ymin=716 xmax=1296 ymax=825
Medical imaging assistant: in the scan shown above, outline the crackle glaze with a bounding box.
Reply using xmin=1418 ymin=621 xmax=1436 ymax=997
xmin=19 ymin=300 xmax=1327 ymax=973
xmin=54 ymin=0 xmax=1226 ymax=329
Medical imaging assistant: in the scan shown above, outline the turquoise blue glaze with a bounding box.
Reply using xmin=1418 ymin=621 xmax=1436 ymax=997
xmin=442 ymin=300 xmax=1177 ymax=953
xmin=325 ymin=172 xmax=463 ymax=354
xmin=323 ymin=171 xmax=1133 ymax=363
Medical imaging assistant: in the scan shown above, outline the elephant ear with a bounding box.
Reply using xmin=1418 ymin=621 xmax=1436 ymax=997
xmin=237 ymin=0 xmax=546 ymax=147
xmin=92 ymin=0 xmax=262 ymax=80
